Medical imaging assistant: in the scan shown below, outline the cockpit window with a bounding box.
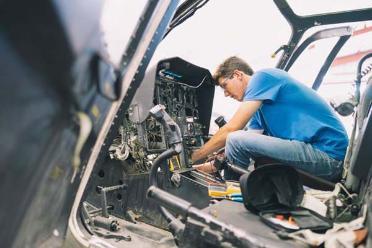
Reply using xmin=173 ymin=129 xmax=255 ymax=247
xmin=180 ymin=1 xmax=291 ymax=134
xmin=288 ymin=35 xmax=339 ymax=87
xmin=323 ymin=22 xmax=372 ymax=86
xmin=286 ymin=0 xmax=372 ymax=16
xmin=288 ymin=21 xmax=372 ymax=136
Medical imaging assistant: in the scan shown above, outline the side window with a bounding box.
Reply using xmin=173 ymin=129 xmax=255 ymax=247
xmin=288 ymin=22 xmax=372 ymax=136
xmin=320 ymin=22 xmax=372 ymax=136
xmin=288 ymin=35 xmax=339 ymax=87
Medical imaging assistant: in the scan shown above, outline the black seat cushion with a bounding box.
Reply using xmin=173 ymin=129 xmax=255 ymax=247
xmin=240 ymin=164 xmax=305 ymax=213
xmin=255 ymin=157 xmax=335 ymax=191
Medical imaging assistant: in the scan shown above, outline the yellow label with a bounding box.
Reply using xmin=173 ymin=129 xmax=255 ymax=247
xmin=168 ymin=155 xmax=180 ymax=172
xmin=208 ymin=183 xmax=241 ymax=198
xmin=91 ymin=105 xmax=100 ymax=119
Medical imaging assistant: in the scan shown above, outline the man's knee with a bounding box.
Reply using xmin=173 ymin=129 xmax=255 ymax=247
xmin=225 ymin=131 xmax=260 ymax=168
xmin=226 ymin=131 xmax=259 ymax=148
xmin=225 ymin=131 xmax=255 ymax=159
xmin=226 ymin=131 xmax=245 ymax=150
xmin=226 ymin=131 xmax=267 ymax=157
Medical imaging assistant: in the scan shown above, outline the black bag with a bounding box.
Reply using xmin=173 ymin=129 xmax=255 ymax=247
xmin=240 ymin=164 xmax=333 ymax=233
xmin=240 ymin=164 xmax=304 ymax=213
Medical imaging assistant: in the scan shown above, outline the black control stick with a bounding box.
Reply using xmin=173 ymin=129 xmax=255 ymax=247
xmin=148 ymin=104 xmax=184 ymax=236
xmin=149 ymin=104 xmax=183 ymax=151
xmin=214 ymin=115 xmax=227 ymax=128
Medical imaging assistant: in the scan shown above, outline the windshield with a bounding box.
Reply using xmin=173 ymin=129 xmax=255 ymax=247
xmin=286 ymin=0 xmax=372 ymax=16
xmin=150 ymin=0 xmax=291 ymax=134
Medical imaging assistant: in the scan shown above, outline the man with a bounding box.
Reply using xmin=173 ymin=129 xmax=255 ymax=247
xmin=192 ymin=56 xmax=348 ymax=181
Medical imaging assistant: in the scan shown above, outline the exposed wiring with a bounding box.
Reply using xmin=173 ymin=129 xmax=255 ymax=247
xmin=176 ymin=75 xmax=207 ymax=88
xmin=355 ymin=53 xmax=372 ymax=103
xmin=159 ymin=69 xmax=207 ymax=88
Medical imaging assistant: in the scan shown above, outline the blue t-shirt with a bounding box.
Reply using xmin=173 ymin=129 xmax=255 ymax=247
xmin=245 ymin=68 xmax=348 ymax=161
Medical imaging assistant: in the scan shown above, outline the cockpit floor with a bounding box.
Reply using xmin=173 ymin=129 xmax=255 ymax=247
xmin=203 ymin=200 xmax=308 ymax=247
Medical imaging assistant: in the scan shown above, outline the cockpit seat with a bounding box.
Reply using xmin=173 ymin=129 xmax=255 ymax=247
xmin=254 ymin=157 xmax=336 ymax=191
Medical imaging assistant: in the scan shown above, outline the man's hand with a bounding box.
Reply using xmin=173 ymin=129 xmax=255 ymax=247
xmin=191 ymin=100 xmax=262 ymax=162
xmin=193 ymin=161 xmax=217 ymax=174
xmin=191 ymin=149 xmax=203 ymax=164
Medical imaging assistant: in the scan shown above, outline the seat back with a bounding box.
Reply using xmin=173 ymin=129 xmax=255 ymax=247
xmin=345 ymin=77 xmax=372 ymax=192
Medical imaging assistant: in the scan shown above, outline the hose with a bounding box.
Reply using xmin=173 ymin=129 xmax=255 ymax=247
xmin=149 ymin=147 xmax=182 ymax=228
xmin=355 ymin=53 xmax=372 ymax=104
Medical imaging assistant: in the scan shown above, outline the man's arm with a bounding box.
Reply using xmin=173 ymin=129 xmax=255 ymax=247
xmin=192 ymin=100 xmax=262 ymax=162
